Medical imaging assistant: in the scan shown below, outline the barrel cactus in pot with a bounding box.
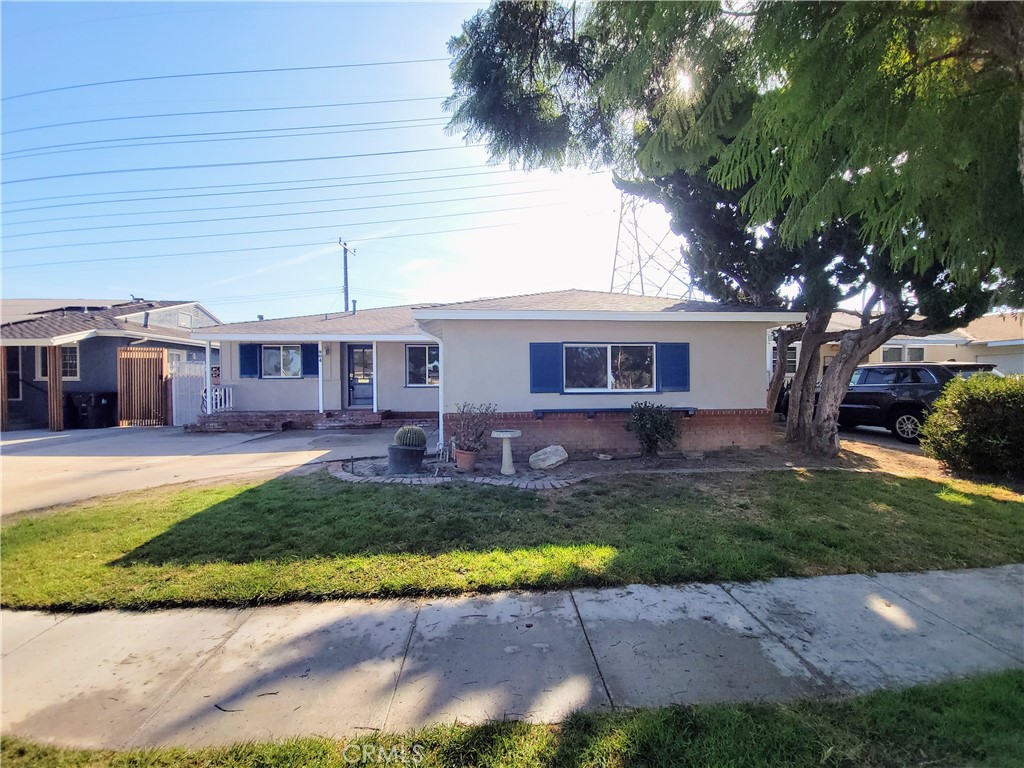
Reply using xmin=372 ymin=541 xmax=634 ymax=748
xmin=388 ymin=425 xmax=427 ymax=475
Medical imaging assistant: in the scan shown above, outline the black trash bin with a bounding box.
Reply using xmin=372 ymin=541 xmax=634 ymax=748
xmin=63 ymin=394 xmax=81 ymax=429
xmin=71 ymin=392 xmax=118 ymax=429
xmin=91 ymin=392 xmax=117 ymax=428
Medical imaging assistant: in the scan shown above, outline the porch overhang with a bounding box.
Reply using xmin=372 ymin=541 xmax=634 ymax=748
xmin=190 ymin=332 xmax=429 ymax=343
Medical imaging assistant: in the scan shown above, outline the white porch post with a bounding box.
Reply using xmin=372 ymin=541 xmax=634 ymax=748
xmin=204 ymin=341 xmax=213 ymax=414
xmin=371 ymin=341 xmax=378 ymax=413
xmin=436 ymin=339 xmax=444 ymax=446
xmin=317 ymin=342 xmax=324 ymax=413
xmin=417 ymin=326 xmax=444 ymax=447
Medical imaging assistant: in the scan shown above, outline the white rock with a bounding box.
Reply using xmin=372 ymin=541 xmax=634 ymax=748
xmin=529 ymin=445 xmax=568 ymax=470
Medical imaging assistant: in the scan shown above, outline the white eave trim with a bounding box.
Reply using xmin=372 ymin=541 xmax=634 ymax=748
xmin=980 ymin=338 xmax=1024 ymax=347
xmin=411 ymin=309 xmax=807 ymax=323
xmin=189 ymin=332 xmax=430 ymax=343
xmin=1 ymin=329 xmax=217 ymax=347
xmin=100 ymin=329 xmax=214 ymax=347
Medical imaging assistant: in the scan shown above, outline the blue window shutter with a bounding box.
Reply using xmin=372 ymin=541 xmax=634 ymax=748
xmin=529 ymin=343 xmax=563 ymax=393
xmin=239 ymin=343 xmax=260 ymax=378
xmin=658 ymin=343 xmax=690 ymax=392
xmin=301 ymin=344 xmax=319 ymax=377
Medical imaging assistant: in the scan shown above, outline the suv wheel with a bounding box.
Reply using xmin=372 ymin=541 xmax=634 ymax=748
xmin=890 ymin=410 xmax=924 ymax=443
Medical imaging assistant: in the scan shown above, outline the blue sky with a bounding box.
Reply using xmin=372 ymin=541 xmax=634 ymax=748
xmin=2 ymin=1 xmax=682 ymax=322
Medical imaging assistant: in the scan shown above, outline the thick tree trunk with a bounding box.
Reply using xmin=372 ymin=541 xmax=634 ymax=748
xmin=802 ymin=300 xmax=908 ymax=456
xmin=766 ymin=324 xmax=804 ymax=413
xmin=785 ymin=307 xmax=831 ymax=442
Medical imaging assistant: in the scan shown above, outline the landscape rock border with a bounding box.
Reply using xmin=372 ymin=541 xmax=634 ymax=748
xmin=327 ymin=464 xmax=584 ymax=490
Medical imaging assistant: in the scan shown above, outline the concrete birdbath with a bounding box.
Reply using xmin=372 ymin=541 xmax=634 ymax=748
xmin=491 ymin=429 xmax=522 ymax=476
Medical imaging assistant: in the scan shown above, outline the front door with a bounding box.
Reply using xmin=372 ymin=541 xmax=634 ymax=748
xmin=347 ymin=344 xmax=373 ymax=407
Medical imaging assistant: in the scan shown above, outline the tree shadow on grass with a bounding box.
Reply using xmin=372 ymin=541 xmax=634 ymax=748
xmin=110 ymin=469 xmax=1023 ymax=587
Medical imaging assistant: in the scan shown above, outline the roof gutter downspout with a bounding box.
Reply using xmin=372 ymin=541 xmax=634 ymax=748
xmin=416 ymin=322 xmax=445 ymax=451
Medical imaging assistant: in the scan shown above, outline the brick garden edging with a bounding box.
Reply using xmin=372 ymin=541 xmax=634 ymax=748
xmin=327 ymin=465 xmax=584 ymax=490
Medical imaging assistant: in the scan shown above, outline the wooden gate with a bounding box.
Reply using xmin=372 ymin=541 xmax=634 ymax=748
xmin=117 ymin=347 xmax=168 ymax=426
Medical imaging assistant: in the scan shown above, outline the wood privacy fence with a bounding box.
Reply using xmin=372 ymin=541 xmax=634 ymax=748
xmin=117 ymin=347 xmax=168 ymax=426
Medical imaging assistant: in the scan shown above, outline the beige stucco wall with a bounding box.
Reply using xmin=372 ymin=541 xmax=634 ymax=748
xmin=429 ymin=319 xmax=774 ymax=413
xmin=375 ymin=341 xmax=439 ymax=413
xmin=216 ymin=340 xmax=438 ymax=412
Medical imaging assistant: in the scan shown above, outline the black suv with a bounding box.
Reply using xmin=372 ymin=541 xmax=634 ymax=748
xmin=839 ymin=362 xmax=1000 ymax=442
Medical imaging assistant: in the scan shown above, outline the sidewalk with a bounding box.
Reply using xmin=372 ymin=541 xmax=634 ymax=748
xmin=2 ymin=566 xmax=1021 ymax=750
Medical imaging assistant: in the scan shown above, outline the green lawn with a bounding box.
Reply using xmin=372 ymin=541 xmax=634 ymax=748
xmin=2 ymin=469 xmax=1022 ymax=610
xmin=3 ymin=671 xmax=1022 ymax=767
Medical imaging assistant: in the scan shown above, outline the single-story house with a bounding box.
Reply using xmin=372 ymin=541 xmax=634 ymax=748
xmin=192 ymin=289 xmax=804 ymax=456
xmin=1 ymin=299 xmax=221 ymax=431
xmin=772 ymin=310 xmax=1024 ymax=380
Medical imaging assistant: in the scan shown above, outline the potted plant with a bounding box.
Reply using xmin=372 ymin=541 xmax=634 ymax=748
xmin=387 ymin=425 xmax=427 ymax=475
xmin=450 ymin=402 xmax=497 ymax=471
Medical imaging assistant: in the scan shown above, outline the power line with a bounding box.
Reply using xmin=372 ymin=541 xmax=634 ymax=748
xmin=7 ymin=178 xmax=537 ymax=227
xmin=3 ymin=165 xmax=504 ymax=209
xmin=3 ymin=57 xmax=450 ymax=101
xmin=7 ymin=188 xmax=555 ymax=239
xmin=2 ymin=144 xmax=484 ymax=185
xmin=3 ymin=118 xmax=450 ymax=160
xmin=1 ymin=221 xmax=522 ymax=270
xmin=2 ymin=201 xmax=556 ymax=253
xmin=1 ymin=95 xmax=446 ymax=136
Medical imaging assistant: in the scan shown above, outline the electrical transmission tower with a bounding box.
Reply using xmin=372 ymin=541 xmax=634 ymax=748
xmin=609 ymin=192 xmax=696 ymax=300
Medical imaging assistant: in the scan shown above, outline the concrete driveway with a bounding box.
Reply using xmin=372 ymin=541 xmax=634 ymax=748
xmin=0 ymin=427 xmax=403 ymax=516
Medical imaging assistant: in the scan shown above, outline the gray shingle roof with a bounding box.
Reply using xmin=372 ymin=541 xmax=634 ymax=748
xmin=196 ymin=304 xmax=429 ymax=337
xmin=0 ymin=299 xmax=130 ymax=325
xmin=1 ymin=300 xmax=195 ymax=341
xmin=419 ymin=289 xmax=790 ymax=313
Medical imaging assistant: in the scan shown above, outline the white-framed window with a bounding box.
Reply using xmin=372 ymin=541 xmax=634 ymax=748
xmin=36 ymin=344 xmax=80 ymax=381
xmin=406 ymin=344 xmax=439 ymax=386
xmin=177 ymin=312 xmax=193 ymax=329
xmin=564 ymin=343 xmax=655 ymax=392
xmin=771 ymin=344 xmax=798 ymax=375
xmin=881 ymin=346 xmax=903 ymax=362
xmin=906 ymin=346 xmax=925 ymax=362
xmin=6 ymin=346 xmax=22 ymax=401
xmin=261 ymin=344 xmax=302 ymax=378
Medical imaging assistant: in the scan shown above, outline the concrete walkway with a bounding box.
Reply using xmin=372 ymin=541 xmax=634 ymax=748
xmin=0 ymin=427 xmax=398 ymax=516
xmin=2 ymin=565 xmax=1021 ymax=750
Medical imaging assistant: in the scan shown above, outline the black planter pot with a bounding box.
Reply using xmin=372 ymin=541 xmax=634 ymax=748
xmin=388 ymin=443 xmax=426 ymax=475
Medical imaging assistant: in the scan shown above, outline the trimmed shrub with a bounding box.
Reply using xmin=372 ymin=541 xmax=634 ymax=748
xmin=921 ymin=373 xmax=1024 ymax=479
xmin=625 ymin=401 xmax=678 ymax=456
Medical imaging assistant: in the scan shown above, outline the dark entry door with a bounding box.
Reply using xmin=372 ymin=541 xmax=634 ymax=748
xmin=347 ymin=344 xmax=373 ymax=407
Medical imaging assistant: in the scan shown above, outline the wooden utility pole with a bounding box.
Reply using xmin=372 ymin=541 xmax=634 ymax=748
xmin=339 ymin=239 xmax=353 ymax=313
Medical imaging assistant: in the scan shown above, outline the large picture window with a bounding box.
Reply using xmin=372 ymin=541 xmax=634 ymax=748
xmin=406 ymin=344 xmax=439 ymax=386
xmin=36 ymin=344 xmax=80 ymax=381
xmin=564 ymin=344 xmax=655 ymax=392
xmin=261 ymin=345 xmax=302 ymax=378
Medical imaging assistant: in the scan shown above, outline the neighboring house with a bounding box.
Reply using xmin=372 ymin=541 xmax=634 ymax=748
xmin=192 ymin=289 xmax=803 ymax=456
xmin=772 ymin=310 xmax=1024 ymax=381
xmin=1 ymin=299 xmax=221 ymax=430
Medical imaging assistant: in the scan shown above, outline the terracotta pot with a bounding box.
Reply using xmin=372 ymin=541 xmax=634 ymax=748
xmin=453 ymin=448 xmax=478 ymax=471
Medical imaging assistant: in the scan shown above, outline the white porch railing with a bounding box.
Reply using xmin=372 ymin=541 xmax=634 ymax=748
xmin=202 ymin=385 xmax=235 ymax=414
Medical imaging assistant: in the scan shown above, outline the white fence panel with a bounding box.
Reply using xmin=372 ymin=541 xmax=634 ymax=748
xmin=169 ymin=360 xmax=205 ymax=426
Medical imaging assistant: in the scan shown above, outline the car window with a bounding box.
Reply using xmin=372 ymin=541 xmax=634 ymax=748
xmin=905 ymin=368 xmax=937 ymax=384
xmin=849 ymin=369 xmax=865 ymax=386
xmin=861 ymin=368 xmax=898 ymax=385
xmin=949 ymin=366 xmax=1002 ymax=379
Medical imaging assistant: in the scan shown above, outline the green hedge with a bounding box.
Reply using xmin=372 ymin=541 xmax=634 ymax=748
xmin=921 ymin=373 xmax=1024 ymax=479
